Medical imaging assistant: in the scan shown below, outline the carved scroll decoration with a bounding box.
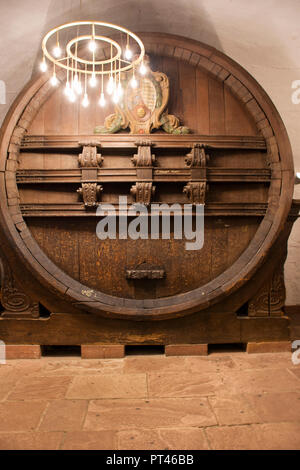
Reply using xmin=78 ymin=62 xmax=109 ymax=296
xmin=270 ymin=266 xmax=286 ymax=315
xmin=183 ymin=144 xmax=209 ymax=204
xmin=248 ymin=264 xmax=286 ymax=316
xmin=185 ymin=144 xmax=209 ymax=168
xmin=77 ymin=183 xmax=103 ymax=208
xmin=130 ymin=182 xmax=155 ymax=206
xmin=248 ymin=283 xmax=270 ymax=317
xmin=131 ymin=140 xmax=155 ymax=167
xmin=0 ymin=257 xmax=39 ymax=318
xmin=78 ymin=144 xmax=103 ymax=168
xmin=183 ymin=182 xmax=207 ymax=205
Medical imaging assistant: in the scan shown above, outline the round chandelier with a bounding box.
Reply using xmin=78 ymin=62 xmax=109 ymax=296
xmin=40 ymin=21 xmax=146 ymax=107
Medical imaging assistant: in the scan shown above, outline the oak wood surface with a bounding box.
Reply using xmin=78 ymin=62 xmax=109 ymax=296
xmin=0 ymin=32 xmax=296 ymax=333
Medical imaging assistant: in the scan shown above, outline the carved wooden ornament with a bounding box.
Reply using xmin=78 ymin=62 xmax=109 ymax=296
xmin=183 ymin=182 xmax=207 ymax=205
xmin=130 ymin=182 xmax=155 ymax=206
xmin=78 ymin=144 xmax=103 ymax=167
xmin=77 ymin=183 xmax=103 ymax=208
xmin=131 ymin=140 xmax=155 ymax=166
xmin=94 ymin=56 xmax=190 ymax=135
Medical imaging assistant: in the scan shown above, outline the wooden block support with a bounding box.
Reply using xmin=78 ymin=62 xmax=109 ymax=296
xmin=246 ymin=341 xmax=291 ymax=354
xmin=5 ymin=345 xmax=41 ymax=359
xmin=81 ymin=344 xmax=125 ymax=359
xmin=165 ymin=344 xmax=208 ymax=356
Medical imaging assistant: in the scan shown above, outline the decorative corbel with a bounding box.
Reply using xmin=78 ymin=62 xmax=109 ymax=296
xmin=77 ymin=183 xmax=103 ymax=208
xmin=185 ymin=143 xmax=209 ymax=168
xmin=78 ymin=143 xmax=103 ymax=167
xmin=184 ymin=144 xmax=209 ymax=204
xmin=183 ymin=182 xmax=207 ymax=205
xmin=131 ymin=140 xmax=155 ymax=167
xmin=130 ymin=182 xmax=155 ymax=206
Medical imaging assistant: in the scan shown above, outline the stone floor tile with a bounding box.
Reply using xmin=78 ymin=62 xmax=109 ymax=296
xmin=7 ymin=376 xmax=72 ymax=400
xmin=0 ymin=432 xmax=63 ymax=450
xmin=288 ymin=368 xmax=300 ymax=380
xmin=206 ymin=425 xmax=261 ymax=450
xmin=66 ymin=374 xmax=147 ymax=399
xmin=0 ymin=401 xmax=47 ymax=432
xmin=231 ymin=352 xmax=295 ymax=370
xmin=245 ymin=392 xmax=300 ymax=423
xmin=208 ymin=395 xmax=262 ymax=425
xmin=148 ymin=372 xmax=222 ymax=397
xmin=0 ymin=381 xmax=18 ymax=401
xmin=32 ymin=359 xmax=124 ymax=376
xmin=253 ymin=422 xmax=300 ymax=450
xmin=219 ymin=368 xmax=300 ymax=396
xmin=124 ymin=355 xmax=235 ymax=375
xmin=62 ymin=431 xmax=117 ymax=450
xmin=118 ymin=427 xmax=210 ymax=450
xmin=84 ymin=398 xmax=217 ymax=430
xmin=39 ymin=400 xmax=88 ymax=431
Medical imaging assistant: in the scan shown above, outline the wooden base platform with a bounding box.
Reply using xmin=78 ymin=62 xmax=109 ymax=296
xmin=0 ymin=310 xmax=292 ymax=359
xmin=1 ymin=341 xmax=292 ymax=359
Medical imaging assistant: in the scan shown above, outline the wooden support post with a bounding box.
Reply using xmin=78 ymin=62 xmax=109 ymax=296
xmin=81 ymin=344 xmax=125 ymax=359
xmin=5 ymin=345 xmax=41 ymax=359
xmin=246 ymin=341 xmax=291 ymax=354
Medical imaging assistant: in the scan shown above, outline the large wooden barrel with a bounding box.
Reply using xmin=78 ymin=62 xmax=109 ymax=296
xmin=0 ymin=33 xmax=297 ymax=349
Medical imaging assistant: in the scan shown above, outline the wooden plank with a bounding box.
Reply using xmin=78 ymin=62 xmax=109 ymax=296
xmin=224 ymin=85 xmax=258 ymax=136
xmin=208 ymin=77 xmax=225 ymax=135
xmin=195 ymin=68 xmax=209 ymax=134
xmin=20 ymin=202 xmax=268 ymax=217
xmin=21 ymin=134 xmax=267 ymax=150
xmin=16 ymin=167 xmax=271 ymax=184
xmin=178 ymin=61 xmax=197 ymax=133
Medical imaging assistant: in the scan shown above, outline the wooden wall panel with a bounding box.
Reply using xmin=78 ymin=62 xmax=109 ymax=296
xmin=208 ymin=77 xmax=225 ymax=135
xmin=224 ymin=86 xmax=258 ymax=136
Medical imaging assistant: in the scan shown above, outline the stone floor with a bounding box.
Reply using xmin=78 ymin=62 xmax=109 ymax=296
xmin=0 ymin=350 xmax=300 ymax=450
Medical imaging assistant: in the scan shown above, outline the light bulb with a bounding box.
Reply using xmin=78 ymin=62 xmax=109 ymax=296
xmin=64 ymin=82 xmax=71 ymax=96
xmin=99 ymin=92 xmax=106 ymax=107
xmin=112 ymin=90 xmax=119 ymax=104
xmin=53 ymin=45 xmax=62 ymax=58
xmin=40 ymin=60 xmax=47 ymax=72
xmin=130 ymin=76 xmax=138 ymax=89
xmin=82 ymin=93 xmax=89 ymax=108
xmin=124 ymin=45 xmax=132 ymax=60
xmin=73 ymin=76 xmax=82 ymax=95
xmin=89 ymin=74 xmax=97 ymax=87
xmin=50 ymin=74 xmax=58 ymax=86
xmin=139 ymin=62 xmax=147 ymax=75
xmin=117 ymin=82 xmax=123 ymax=98
xmin=106 ymin=75 xmax=114 ymax=95
xmin=68 ymin=89 xmax=76 ymax=103
xmin=89 ymin=40 xmax=97 ymax=52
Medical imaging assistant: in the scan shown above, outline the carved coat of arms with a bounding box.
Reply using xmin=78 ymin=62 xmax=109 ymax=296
xmin=94 ymin=57 xmax=190 ymax=135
